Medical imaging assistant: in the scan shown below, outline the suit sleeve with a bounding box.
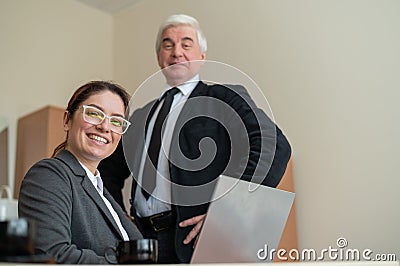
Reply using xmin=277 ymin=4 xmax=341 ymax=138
xmin=99 ymin=141 xmax=131 ymax=210
xmin=18 ymin=160 xmax=109 ymax=264
xmin=223 ymin=84 xmax=291 ymax=187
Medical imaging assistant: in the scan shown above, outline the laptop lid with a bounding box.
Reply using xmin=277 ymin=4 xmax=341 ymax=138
xmin=190 ymin=175 xmax=295 ymax=263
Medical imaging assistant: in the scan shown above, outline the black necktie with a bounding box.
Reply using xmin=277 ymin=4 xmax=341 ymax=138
xmin=142 ymin=87 xmax=180 ymax=199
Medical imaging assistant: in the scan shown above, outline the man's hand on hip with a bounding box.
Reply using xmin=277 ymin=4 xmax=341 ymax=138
xmin=179 ymin=214 xmax=206 ymax=245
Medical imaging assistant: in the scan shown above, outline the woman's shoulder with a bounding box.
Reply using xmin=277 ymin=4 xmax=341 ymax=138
xmin=25 ymin=157 xmax=69 ymax=179
xmin=24 ymin=150 xmax=82 ymax=181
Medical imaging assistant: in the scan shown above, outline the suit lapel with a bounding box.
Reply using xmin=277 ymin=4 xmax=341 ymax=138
xmin=81 ymin=177 xmax=124 ymax=239
xmin=168 ymin=81 xmax=208 ymax=184
xmin=145 ymin=99 xmax=162 ymax=134
xmin=103 ymin=189 xmax=137 ymax=239
xmin=56 ymin=150 xmax=124 ymax=239
xmin=176 ymin=81 xmax=207 ymax=125
xmin=187 ymin=81 xmax=207 ymax=98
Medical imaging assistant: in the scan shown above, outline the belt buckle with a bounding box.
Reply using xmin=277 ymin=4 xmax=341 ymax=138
xmin=149 ymin=212 xmax=168 ymax=232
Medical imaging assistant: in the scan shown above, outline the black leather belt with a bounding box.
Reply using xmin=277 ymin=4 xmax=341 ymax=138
xmin=136 ymin=211 xmax=175 ymax=232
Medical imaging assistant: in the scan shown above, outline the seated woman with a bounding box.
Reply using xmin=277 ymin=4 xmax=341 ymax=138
xmin=18 ymin=81 xmax=142 ymax=264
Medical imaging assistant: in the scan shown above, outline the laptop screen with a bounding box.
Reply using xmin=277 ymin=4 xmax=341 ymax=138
xmin=191 ymin=175 xmax=295 ymax=263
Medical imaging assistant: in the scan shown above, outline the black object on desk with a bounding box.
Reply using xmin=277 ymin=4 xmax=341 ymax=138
xmin=0 ymin=218 xmax=36 ymax=261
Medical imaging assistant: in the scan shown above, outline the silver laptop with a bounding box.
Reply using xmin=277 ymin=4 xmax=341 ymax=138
xmin=190 ymin=175 xmax=295 ymax=263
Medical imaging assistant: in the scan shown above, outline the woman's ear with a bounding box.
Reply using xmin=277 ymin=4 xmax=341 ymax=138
xmin=63 ymin=111 xmax=70 ymax=132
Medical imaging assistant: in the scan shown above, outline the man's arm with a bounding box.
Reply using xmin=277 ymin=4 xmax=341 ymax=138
xmin=178 ymin=84 xmax=291 ymax=247
xmin=223 ymin=84 xmax=291 ymax=187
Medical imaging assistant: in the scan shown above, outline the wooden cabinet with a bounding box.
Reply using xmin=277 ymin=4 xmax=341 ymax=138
xmin=0 ymin=123 xmax=8 ymax=186
xmin=274 ymin=158 xmax=298 ymax=261
xmin=14 ymin=106 xmax=65 ymax=198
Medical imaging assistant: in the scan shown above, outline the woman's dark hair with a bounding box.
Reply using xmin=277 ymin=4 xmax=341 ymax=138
xmin=52 ymin=81 xmax=130 ymax=157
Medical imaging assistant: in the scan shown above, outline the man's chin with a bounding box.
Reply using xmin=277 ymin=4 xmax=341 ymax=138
xmin=163 ymin=70 xmax=192 ymax=85
xmin=168 ymin=63 xmax=188 ymax=71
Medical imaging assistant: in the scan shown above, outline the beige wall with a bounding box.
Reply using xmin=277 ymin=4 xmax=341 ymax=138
xmin=0 ymin=0 xmax=113 ymax=189
xmin=1 ymin=0 xmax=399 ymax=260
xmin=114 ymin=0 xmax=400 ymax=258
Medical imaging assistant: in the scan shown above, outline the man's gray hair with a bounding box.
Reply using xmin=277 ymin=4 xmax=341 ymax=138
xmin=155 ymin=14 xmax=207 ymax=53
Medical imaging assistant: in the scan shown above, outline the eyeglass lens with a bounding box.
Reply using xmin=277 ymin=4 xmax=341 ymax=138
xmin=83 ymin=106 xmax=128 ymax=134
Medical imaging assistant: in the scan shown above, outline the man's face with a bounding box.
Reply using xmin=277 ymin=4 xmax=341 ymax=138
xmin=157 ymin=24 xmax=206 ymax=86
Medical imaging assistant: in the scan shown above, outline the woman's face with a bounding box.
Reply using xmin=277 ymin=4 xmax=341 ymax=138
xmin=64 ymin=90 xmax=125 ymax=168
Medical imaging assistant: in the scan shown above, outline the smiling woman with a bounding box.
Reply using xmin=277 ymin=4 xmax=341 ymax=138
xmin=52 ymin=81 xmax=130 ymax=158
xmin=18 ymin=81 xmax=143 ymax=264
xmin=58 ymin=86 xmax=129 ymax=174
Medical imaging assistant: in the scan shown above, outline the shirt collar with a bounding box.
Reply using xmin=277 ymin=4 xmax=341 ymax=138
xmin=160 ymin=74 xmax=200 ymax=99
xmin=78 ymin=161 xmax=102 ymax=193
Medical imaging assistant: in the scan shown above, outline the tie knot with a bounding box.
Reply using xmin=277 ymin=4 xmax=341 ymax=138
xmin=164 ymin=87 xmax=180 ymax=99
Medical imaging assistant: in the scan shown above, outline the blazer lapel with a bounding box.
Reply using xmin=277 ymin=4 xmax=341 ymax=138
xmin=145 ymin=99 xmax=162 ymax=134
xmin=56 ymin=150 xmax=124 ymax=239
xmin=81 ymin=178 xmax=124 ymax=238
xmin=175 ymin=81 xmax=207 ymax=127
xmin=187 ymin=81 xmax=207 ymax=98
xmin=103 ymin=189 xmax=137 ymax=239
xmin=168 ymin=82 xmax=208 ymax=186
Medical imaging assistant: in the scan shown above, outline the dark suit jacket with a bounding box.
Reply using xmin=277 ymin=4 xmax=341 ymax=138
xmin=18 ymin=150 xmax=143 ymax=264
xmin=100 ymin=81 xmax=291 ymax=262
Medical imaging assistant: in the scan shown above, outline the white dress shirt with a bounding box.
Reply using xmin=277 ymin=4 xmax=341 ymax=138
xmin=79 ymin=161 xmax=130 ymax=241
xmin=134 ymin=75 xmax=200 ymax=217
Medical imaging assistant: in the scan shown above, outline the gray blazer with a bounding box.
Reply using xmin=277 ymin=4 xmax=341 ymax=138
xmin=18 ymin=150 xmax=142 ymax=264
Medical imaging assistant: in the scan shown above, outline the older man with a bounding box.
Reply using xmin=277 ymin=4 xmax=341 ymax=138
xmin=100 ymin=14 xmax=291 ymax=263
